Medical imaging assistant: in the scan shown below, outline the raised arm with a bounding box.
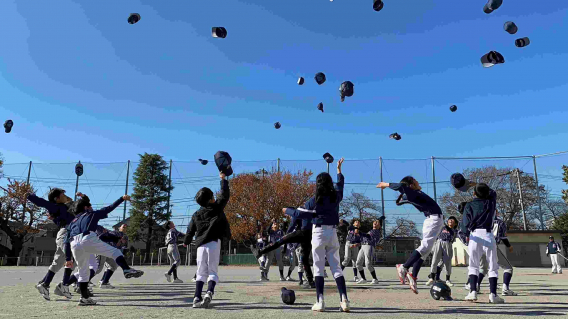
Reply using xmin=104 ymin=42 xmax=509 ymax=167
xmin=27 ymin=194 xmax=59 ymax=215
xmin=95 ymin=197 xmax=126 ymax=219
xmin=184 ymin=216 xmax=197 ymax=246
xmin=284 ymin=197 xmax=316 ymax=220
xmin=336 ymin=158 xmax=345 ymax=203
xmin=215 ymin=175 xmax=231 ymax=210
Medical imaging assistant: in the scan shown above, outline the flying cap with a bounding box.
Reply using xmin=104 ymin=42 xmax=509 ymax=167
xmin=214 ymin=151 xmax=233 ymax=176
xmin=128 ymin=13 xmax=141 ymax=24
xmin=274 ymin=122 xmax=281 ymax=129
xmin=4 ymin=120 xmax=13 ymax=133
xmin=281 ymin=287 xmax=296 ymax=305
xmin=481 ymin=51 xmax=505 ymax=68
xmin=297 ymin=77 xmax=305 ymax=85
xmin=323 ymin=152 xmax=334 ymax=164
xmin=339 ymin=81 xmax=354 ymax=102
xmin=373 ymin=0 xmax=384 ymax=12
xmin=317 ymin=102 xmax=324 ymax=112
xmin=389 ymin=133 xmax=401 ymax=140
xmin=212 ymin=27 xmax=227 ymax=38
xmin=315 ymin=72 xmax=326 ymax=85
xmin=515 ymin=37 xmax=530 ymax=48
xmin=450 ymin=173 xmax=471 ymax=192
xmin=198 ymin=159 xmax=208 ymax=165
xmin=450 ymin=105 xmax=457 ymax=112
xmin=504 ymin=21 xmax=518 ymax=34
xmin=483 ymin=0 xmax=502 ymax=14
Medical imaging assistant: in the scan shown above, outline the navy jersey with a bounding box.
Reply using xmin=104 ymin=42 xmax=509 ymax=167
xmin=165 ymin=228 xmax=185 ymax=246
xmin=438 ymin=226 xmax=457 ymax=242
xmin=547 ymin=242 xmax=561 ymax=254
xmin=346 ymin=229 xmax=362 ymax=244
xmin=256 ymin=238 xmax=267 ymax=250
xmin=460 ymin=189 xmax=497 ymax=237
xmin=27 ymin=194 xmax=75 ymax=229
xmin=389 ymin=183 xmax=442 ymax=217
xmin=361 ymin=229 xmax=382 ymax=246
xmin=492 ymin=218 xmax=510 ymax=247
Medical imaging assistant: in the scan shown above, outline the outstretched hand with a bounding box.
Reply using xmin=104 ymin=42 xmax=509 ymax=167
xmin=376 ymin=182 xmax=389 ymax=189
xmin=337 ymin=158 xmax=345 ymax=173
xmin=122 ymin=195 xmax=131 ymax=201
xmin=220 ymin=172 xmax=226 ymax=180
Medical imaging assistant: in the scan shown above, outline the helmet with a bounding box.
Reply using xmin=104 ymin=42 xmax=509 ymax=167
xmin=430 ymin=282 xmax=452 ymax=301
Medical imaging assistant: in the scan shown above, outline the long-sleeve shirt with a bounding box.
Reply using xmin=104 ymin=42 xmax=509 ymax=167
xmin=460 ymin=189 xmax=497 ymax=237
xmin=166 ymin=228 xmax=185 ymax=245
xmin=64 ymin=197 xmax=124 ymax=261
xmin=492 ymin=218 xmax=511 ymax=247
xmin=265 ymin=226 xmax=285 ymax=244
xmin=346 ymin=229 xmax=361 ymax=244
xmin=26 ymin=194 xmax=75 ymax=229
xmin=547 ymin=242 xmax=561 ymax=254
xmin=361 ymin=229 xmax=382 ymax=246
xmin=438 ymin=226 xmax=457 ymax=242
xmin=389 ymin=183 xmax=442 ymax=217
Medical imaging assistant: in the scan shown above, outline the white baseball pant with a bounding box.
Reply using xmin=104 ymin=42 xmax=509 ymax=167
xmin=167 ymin=244 xmax=181 ymax=266
xmin=356 ymin=244 xmax=375 ymax=273
xmin=311 ymin=225 xmax=343 ymax=279
xmin=266 ymin=246 xmax=284 ymax=273
xmin=430 ymin=240 xmax=453 ymax=276
xmin=196 ymin=239 xmax=221 ymax=283
xmin=550 ymin=254 xmax=562 ymax=273
xmin=296 ymin=246 xmax=304 ymax=273
xmin=71 ymin=232 xmax=123 ymax=282
xmin=468 ymin=229 xmax=499 ymax=278
xmin=94 ymin=255 xmax=119 ymax=277
xmin=342 ymin=241 xmax=360 ymax=268
xmin=288 ymin=249 xmax=297 ymax=273
xmin=417 ymin=215 xmax=444 ymax=258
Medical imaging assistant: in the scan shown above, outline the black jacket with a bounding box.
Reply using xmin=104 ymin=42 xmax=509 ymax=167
xmin=460 ymin=189 xmax=497 ymax=237
xmin=184 ymin=180 xmax=231 ymax=248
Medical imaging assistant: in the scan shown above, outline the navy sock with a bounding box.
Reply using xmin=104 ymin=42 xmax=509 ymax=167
xmin=359 ymin=270 xmax=367 ymax=281
xmin=207 ymin=280 xmax=216 ymax=294
xmin=79 ymin=282 xmax=90 ymax=299
xmin=403 ymin=250 xmax=422 ymax=269
xmin=115 ymin=256 xmax=130 ymax=270
xmin=503 ymin=272 xmax=512 ymax=288
xmin=430 ymin=273 xmax=437 ymax=281
xmin=436 ymin=266 xmax=442 ymax=281
xmin=193 ymin=273 xmax=197 ymax=279
xmin=478 ymin=273 xmax=485 ymax=287
xmin=370 ymin=271 xmax=377 ymax=280
xmin=446 ymin=274 xmax=451 ymax=281
xmin=173 ymin=268 xmax=179 ymax=279
xmin=68 ymin=275 xmax=78 ymax=286
xmin=489 ymin=277 xmax=497 ymax=295
xmin=466 ymin=277 xmax=470 ymax=285
xmin=287 ymin=268 xmax=293 ymax=277
xmin=335 ymin=276 xmax=348 ymax=301
xmin=469 ymin=275 xmax=478 ymax=293
xmin=341 ymin=265 xmax=345 ymax=271
xmin=167 ymin=264 xmax=176 ymax=275
xmin=89 ymin=269 xmax=95 ymax=281
xmin=352 ymin=268 xmax=358 ymax=277
xmin=102 ymin=270 xmax=113 ymax=284
xmin=63 ymin=268 xmax=73 ymax=286
xmin=315 ymin=276 xmax=325 ymax=301
xmin=298 ymin=272 xmax=304 ymax=281
xmin=411 ymin=258 xmax=424 ymax=279
xmin=43 ymin=270 xmax=56 ymax=286
xmin=279 ymin=269 xmax=284 ymax=278
xmin=195 ymin=281 xmax=204 ymax=300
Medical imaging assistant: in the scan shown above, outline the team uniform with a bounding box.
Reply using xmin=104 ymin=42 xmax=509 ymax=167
xmin=265 ymin=225 xmax=286 ymax=281
xmin=461 ymin=187 xmax=504 ymax=303
xmin=286 ymin=172 xmax=350 ymax=312
xmin=356 ymin=228 xmax=381 ymax=284
xmin=342 ymin=226 xmax=361 ymax=281
xmin=184 ymin=178 xmax=231 ymax=309
xmin=165 ymin=228 xmax=185 ymax=283
xmin=390 ymin=182 xmax=444 ymax=294
xmin=428 ymin=225 xmax=456 ymax=286
xmin=27 ymin=193 xmax=79 ymax=301
xmin=93 ymin=226 xmax=126 ymax=289
xmin=256 ymin=237 xmax=269 ymax=280
xmin=285 ymin=243 xmax=298 ymax=281
xmin=547 ymin=240 xmax=563 ymax=274
xmin=65 ymin=197 xmax=144 ymax=306
xmin=337 ymin=221 xmax=349 ymax=265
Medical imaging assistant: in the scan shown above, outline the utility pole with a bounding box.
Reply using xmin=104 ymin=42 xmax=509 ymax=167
xmin=167 ymin=160 xmax=173 ymax=216
xmin=380 ymin=157 xmax=386 ymax=239
xmin=431 ymin=157 xmax=437 ymax=203
xmin=516 ymin=168 xmax=528 ymax=231
xmin=22 ymin=161 xmax=32 ymax=217
xmin=123 ymin=160 xmax=130 ymax=222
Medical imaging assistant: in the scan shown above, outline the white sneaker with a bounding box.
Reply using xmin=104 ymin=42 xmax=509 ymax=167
xmin=192 ymin=278 xmax=197 ymax=282
xmin=286 ymin=276 xmax=296 ymax=282
xmin=124 ymin=268 xmax=144 ymax=278
xmin=192 ymin=297 xmax=203 ymax=308
xmin=406 ymin=273 xmax=418 ymax=294
xmin=78 ymin=297 xmax=97 ymax=306
xmin=353 ymin=276 xmax=359 ymax=282
xmin=465 ymin=291 xmax=478 ymax=302
xmin=312 ymin=299 xmax=325 ymax=312
xmin=36 ymin=283 xmax=50 ymax=301
xmin=489 ymin=293 xmax=505 ymax=304
xmin=173 ymin=278 xmax=183 ymax=283
xmin=425 ymin=278 xmax=435 ymax=286
xmin=502 ymin=289 xmax=517 ymax=296
xmin=201 ymin=291 xmax=213 ymax=308
xmin=54 ymin=283 xmax=72 ymax=299
xmin=464 ymin=283 xmax=470 ymax=291
xmin=371 ymin=279 xmax=380 ymax=284
xmin=99 ymin=283 xmax=115 ymax=289
xmin=164 ymin=273 xmax=172 ymax=282
xmin=340 ymin=299 xmax=350 ymax=312
xmin=356 ymin=279 xmax=367 ymax=284
xmin=445 ymin=280 xmax=454 ymax=287
xmin=396 ymin=264 xmax=407 ymax=285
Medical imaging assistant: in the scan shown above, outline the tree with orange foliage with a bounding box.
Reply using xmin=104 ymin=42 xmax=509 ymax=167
xmin=0 ymin=178 xmax=48 ymax=263
xmin=223 ymin=169 xmax=316 ymax=245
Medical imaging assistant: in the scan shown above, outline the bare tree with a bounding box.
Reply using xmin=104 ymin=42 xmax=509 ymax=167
xmin=387 ymin=217 xmax=420 ymax=238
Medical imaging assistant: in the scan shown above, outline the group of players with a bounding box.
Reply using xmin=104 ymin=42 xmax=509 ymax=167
xmin=28 ymin=157 xmax=563 ymax=311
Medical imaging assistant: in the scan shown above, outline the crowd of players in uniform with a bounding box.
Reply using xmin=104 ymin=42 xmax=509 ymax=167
xmin=29 ymin=158 xmax=564 ymax=311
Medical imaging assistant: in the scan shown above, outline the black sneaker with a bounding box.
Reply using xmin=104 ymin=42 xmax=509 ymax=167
xmin=309 ymin=281 xmax=316 ymax=289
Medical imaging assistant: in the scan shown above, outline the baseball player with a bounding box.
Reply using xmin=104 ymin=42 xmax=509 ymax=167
xmin=93 ymin=224 xmax=128 ymax=289
xmin=183 ymin=172 xmax=231 ymax=309
xmin=377 ymin=176 xmax=444 ymax=294
xmin=426 ymin=216 xmax=458 ymax=287
xmin=165 ymin=221 xmax=186 ymax=283
xmin=341 ymin=220 xmax=361 ymax=282
xmin=65 ymin=195 xmax=144 ymax=306
xmin=27 ymin=188 xmax=82 ymax=301
xmin=285 ymin=242 xmax=298 ymax=281
xmin=254 ymin=233 xmax=269 ymax=281
xmin=337 ymin=219 xmax=349 ymax=264
xmin=285 ymin=158 xmax=350 ymax=312
xmin=546 ymin=236 xmax=563 ymax=274
xmin=264 ymin=221 xmax=286 ymax=281
xmin=356 ymin=219 xmax=382 ymax=284
xmin=461 ymin=183 xmax=504 ymax=303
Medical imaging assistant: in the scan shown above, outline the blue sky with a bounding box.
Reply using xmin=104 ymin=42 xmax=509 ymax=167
xmin=1 ymin=0 xmax=567 ymax=231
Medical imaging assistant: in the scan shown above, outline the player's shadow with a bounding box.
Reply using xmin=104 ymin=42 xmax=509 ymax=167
xmin=349 ymin=306 xmax=568 ymax=316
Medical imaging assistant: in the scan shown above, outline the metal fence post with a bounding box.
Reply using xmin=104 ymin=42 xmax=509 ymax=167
xmin=380 ymin=157 xmax=386 ymax=240
xmin=132 ymin=254 xmax=134 ymax=266
xmin=431 ymin=156 xmax=437 ymax=203
xmin=140 ymin=255 xmax=142 ymax=266
xmin=277 ymin=158 xmax=280 ymax=172
xmin=151 ymin=253 xmax=153 ymax=266
xmin=533 ymin=156 xmax=543 ymax=223
xmin=36 ymin=257 xmax=39 ymax=266
xmin=123 ymin=160 xmax=130 ymax=222
xmin=17 ymin=257 xmax=20 ymax=266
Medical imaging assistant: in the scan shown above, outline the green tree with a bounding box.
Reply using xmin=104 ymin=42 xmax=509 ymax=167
xmin=562 ymin=165 xmax=568 ymax=204
xmin=552 ymin=213 xmax=568 ymax=256
xmin=127 ymin=153 xmax=173 ymax=260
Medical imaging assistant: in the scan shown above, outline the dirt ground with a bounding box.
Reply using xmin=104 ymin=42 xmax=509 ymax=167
xmin=0 ymin=266 xmax=566 ymax=318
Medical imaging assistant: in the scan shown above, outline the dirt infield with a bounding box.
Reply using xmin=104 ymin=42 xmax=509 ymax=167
xmin=0 ymin=266 xmax=566 ymax=318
